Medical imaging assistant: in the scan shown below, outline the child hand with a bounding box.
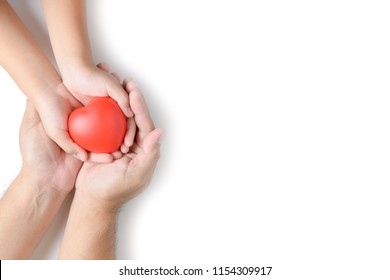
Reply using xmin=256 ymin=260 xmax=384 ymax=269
xmin=34 ymin=83 xmax=121 ymax=163
xmin=33 ymin=83 xmax=89 ymax=161
xmin=62 ymin=62 xmax=133 ymax=118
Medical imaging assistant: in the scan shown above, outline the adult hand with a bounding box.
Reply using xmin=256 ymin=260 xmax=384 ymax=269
xmin=59 ymin=72 xmax=162 ymax=259
xmin=75 ymin=78 xmax=163 ymax=210
xmin=20 ymin=99 xmax=82 ymax=193
xmin=0 ymin=100 xmax=83 ymax=259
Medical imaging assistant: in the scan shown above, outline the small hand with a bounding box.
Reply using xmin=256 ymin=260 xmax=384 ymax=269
xmin=33 ymin=83 xmax=89 ymax=162
xmin=60 ymin=63 xmax=136 ymax=162
xmin=36 ymin=78 xmax=126 ymax=163
xmin=19 ymin=100 xmax=82 ymax=193
xmin=62 ymin=62 xmax=133 ymax=118
xmin=75 ymin=79 xmax=163 ymax=209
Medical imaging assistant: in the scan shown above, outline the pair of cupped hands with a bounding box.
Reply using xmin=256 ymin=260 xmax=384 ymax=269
xmin=23 ymin=63 xmax=162 ymax=209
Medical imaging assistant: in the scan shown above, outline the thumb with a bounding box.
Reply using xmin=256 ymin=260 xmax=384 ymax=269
xmin=51 ymin=129 xmax=87 ymax=161
xmin=124 ymin=128 xmax=163 ymax=192
xmin=20 ymin=100 xmax=40 ymax=131
xmin=143 ymin=128 xmax=164 ymax=154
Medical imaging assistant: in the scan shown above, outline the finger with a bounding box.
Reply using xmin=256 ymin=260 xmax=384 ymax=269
xmin=126 ymin=83 xmax=155 ymax=144
xmin=129 ymin=141 xmax=143 ymax=155
xmin=124 ymin=129 xmax=163 ymax=189
xmin=67 ymin=91 xmax=84 ymax=108
xmin=115 ymin=75 xmax=135 ymax=148
xmin=97 ymin=62 xmax=110 ymax=72
xmin=124 ymin=152 xmax=137 ymax=159
xmin=51 ymin=130 xmax=87 ymax=161
xmin=123 ymin=78 xmax=154 ymax=138
xmin=87 ymin=152 xmax=114 ymax=163
xmin=106 ymin=79 xmax=133 ymax=118
xmin=121 ymin=143 xmax=130 ymax=154
xmin=20 ymin=100 xmax=40 ymax=129
xmin=24 ymin=100 xmax=39 ymax=118
xmin=111 ymin=72 xmax=121 ymax=82
xmin=124 ymin=117 xmax=136 ymax=147
xmin=112 ymin=151 xmax=123 ymax=160
xmin=143 ymin=128 xmax=164 ymax=153
xmin=97 ymin=63 xmax=132 ymax=116
xmin=123 ymin=77 xmax=136 ymax=91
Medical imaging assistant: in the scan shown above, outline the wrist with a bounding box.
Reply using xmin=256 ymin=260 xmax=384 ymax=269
xmin=18 ymin=167 xmax=72 ymax=197
xmin=7 ymin=169 xmax=70 ymax=223
xmin=73 ymin=187 xmax=120 ymax=217
xmin=0 ymin=167 xmax=70 ymax=259
xmin=26 ymin=74 xmax=63 ymax=102
xmin=32 ymin=81 xmax=71 ymax=111
xmin=29 ymin=78 xmax=65 ymax=105
xmin=59 ymin=56 xmax=94 ymax=82
xmin=59 ymin=186 xmax=118 ymax=260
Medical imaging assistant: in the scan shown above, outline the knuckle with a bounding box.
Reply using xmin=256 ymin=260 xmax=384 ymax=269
xmin=125 ymin=80 xmax=137 ymax=92
xmin=128 ymin=80 xmax=137 ymax=89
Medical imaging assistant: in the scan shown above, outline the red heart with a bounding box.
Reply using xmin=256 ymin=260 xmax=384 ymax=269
xmin=68 ymin=97 xmax=126 ymax=153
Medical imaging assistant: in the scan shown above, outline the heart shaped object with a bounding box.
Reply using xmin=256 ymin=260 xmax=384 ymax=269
xmin=68 ymin=97 xmax=126 ymax=153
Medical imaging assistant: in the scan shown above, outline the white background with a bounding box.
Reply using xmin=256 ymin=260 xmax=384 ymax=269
xmin=1 ymin=0 xmax=390 ymax=279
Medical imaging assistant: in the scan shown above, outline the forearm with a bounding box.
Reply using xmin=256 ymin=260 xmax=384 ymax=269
xmin=0 ymin=1 xmax=62 ymax=100
xmin=59 ymin=189 xmax=117 ymax=259
xmin=0 ymin=169 xmax=69 ymax=259
xmin=41 ymin=0 xmax=93 ymax=77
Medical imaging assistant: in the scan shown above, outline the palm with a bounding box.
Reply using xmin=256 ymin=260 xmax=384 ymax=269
xmin=76 ymin=144 xmax=155 ymax=203
xmin=76 ymin=157 xmax=131 ymax=203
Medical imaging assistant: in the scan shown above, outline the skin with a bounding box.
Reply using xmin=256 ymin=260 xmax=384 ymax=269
xmin=0 ymin=0 xmax=131 ymax=162
xmin=0 ymin=101 xmax=82 ymax=259
xmin=41 ymin=0 xmax=134 ymax=117
xmin=0 ymin=0 xmax=160 ymax=258
xmin=0 ymin=0 xmax=86 ymax=161
xmin=0 ymin=71 xmax=162 ymax=259
xmin=59 ymin=77 xmax=163 ymax=259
